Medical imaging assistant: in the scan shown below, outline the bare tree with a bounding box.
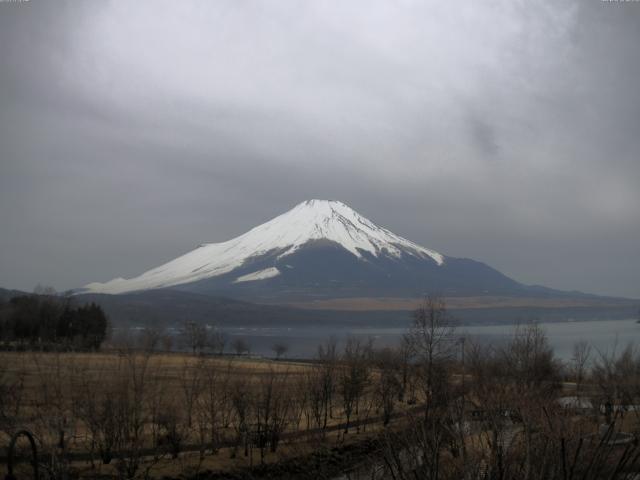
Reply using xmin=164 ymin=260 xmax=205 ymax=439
xmin=112 ymin=350 xmax=163 ymax=479
xmin=338 ymin=337 xmax=372 ymax=433
xmin=31 ymin=352 xmax=76 ymax=479
xmin=208 ymin=327 xmax=226 ymax=355
xmin=230 ymin=376 xmax=251 ymax=458
xmin=373 ymin=347 xmax=402 ymax=426
xmin=406 ymin=295 xmax=456 ymax=415
xmin=396 ymin=336 xmax=414 ymax=402
xmin=290 ymin=373 xmax=309 ymax=432
xmin=139 ymin=326 xmax=164 ymax=352
xmin=251 ymin=367 xmax=293 ymax=462
xmin=500 ymin=324 xmax=561 ymax=480
xmin=197 ymin=358 xmax=232 ymax=454
xmin=466 ymin=340 xmax=518 ymax=479
xmin=179 ymin=357 xmax=205 ymax=428
xmin=156 ymin=402 xmax=187 ymax=459
xmin=571 ymin=340 xmax=592 ymax=398
xmin=593 ymin=343 xmax=640 ymax=426
xmin=72 ymin=358 xmax=121 ymax=465
xmin=503 ymin=323 xmax=559 ymax=392
xmin=271 ymin=341 xmax=289 ymax=360
xmin=161 ymin=332 xmax=174 ymax=352
xmin=182 ymin=321 xmax=208 ymax=354
xmin=306 ymin=365 xmax=328 ymax=433
xmin=317 ymin=337 xmax=337 ymax=422
xmin=232 ymin=337 xmax=250 ymax=356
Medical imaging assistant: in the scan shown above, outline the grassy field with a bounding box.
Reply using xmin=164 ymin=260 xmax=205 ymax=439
xmin=0 ymin=350 xmax=414 ymax=479
xmin=3 ymin=326 xmax=634 ymax=480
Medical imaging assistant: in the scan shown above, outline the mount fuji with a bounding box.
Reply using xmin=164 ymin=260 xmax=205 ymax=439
xmin=82 ymin=200 xmax=542 ymax=300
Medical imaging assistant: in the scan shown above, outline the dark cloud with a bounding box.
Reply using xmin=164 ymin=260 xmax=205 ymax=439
xmin=1 ymin=0 xmax=639 ymax=298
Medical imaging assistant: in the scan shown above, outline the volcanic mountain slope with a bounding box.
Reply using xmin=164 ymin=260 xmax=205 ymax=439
xmin=82 ymin=199 xmax=546 ymax=301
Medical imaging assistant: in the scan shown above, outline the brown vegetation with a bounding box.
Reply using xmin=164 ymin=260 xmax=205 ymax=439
xmin=0 ymin=345 xmax=415 ymax=479
xmin=3 ymin=295 xmax=640 ymax=479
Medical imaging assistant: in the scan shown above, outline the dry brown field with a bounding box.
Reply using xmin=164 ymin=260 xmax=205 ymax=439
xmin=0 ymin=350 xmax=412 ymax=479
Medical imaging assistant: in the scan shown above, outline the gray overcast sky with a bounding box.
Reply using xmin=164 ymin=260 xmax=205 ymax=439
xmin=1 ymin=0 xmax=639 ymax=298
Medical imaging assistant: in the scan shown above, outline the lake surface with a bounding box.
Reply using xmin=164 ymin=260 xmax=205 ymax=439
xmin=220 ymin=318 xmax=640 ymax=362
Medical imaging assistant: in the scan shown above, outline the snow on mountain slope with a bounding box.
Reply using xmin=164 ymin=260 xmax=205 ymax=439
xmin=233 ymin=267 xmax=281 ymax=283
xmin=83 ymin=200 xmax=444 ymax=294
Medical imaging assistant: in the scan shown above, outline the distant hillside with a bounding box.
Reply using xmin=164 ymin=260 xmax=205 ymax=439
xmin=0 ymin=287 xmax=28 ymax=302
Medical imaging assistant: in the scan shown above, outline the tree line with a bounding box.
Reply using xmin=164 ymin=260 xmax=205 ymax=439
xmin=0 ymin=288 xmax=109 ymax=350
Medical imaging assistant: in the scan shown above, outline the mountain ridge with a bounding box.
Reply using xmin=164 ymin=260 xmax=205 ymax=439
xmin=79 ymin=200 xmax=601 ymax=301
xmin=82 ymin=199 xmax=446 ymax=295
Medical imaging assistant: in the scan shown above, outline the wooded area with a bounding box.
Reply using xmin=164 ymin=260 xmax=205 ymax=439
xmin=0 ymin=291 xmax=109 ymax=351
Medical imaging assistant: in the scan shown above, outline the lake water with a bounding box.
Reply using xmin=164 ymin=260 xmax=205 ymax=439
xmin=220 ymin=318 xmax=640 ymax=362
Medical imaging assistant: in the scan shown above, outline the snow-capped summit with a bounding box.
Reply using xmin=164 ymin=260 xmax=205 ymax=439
xmin=83 ymin=200 xmax=445 ymax=295
xmin=224 ymin=199 xmax=444 ymax=264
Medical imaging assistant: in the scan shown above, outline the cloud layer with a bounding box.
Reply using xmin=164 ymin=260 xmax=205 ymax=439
xmin=1 ymin=0 xmax=639 ymax=297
